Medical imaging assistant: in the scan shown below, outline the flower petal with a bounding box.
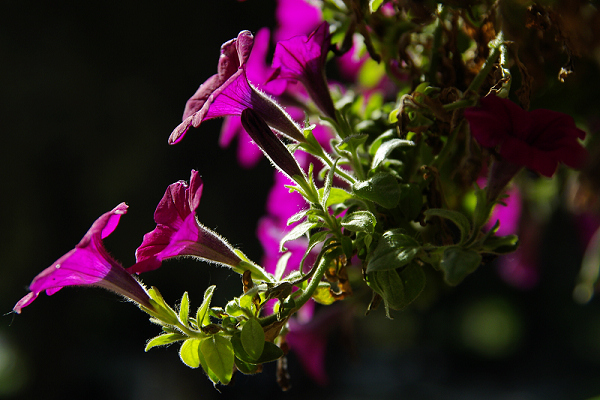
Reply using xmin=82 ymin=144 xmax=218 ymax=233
xmin=14 ymin=203 xmax=152 ymax=313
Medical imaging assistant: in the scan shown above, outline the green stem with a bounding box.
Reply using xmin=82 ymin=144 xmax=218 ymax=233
xmin=466 ymin=31 xmax=504 ymax=95
xmin=442 ymin=98 xmax=477 ymax=112
xmin=291 ymin=248 xmax=332 ymax=307
xmin=430 ymin=119 xmax=465 ymax=171
xmin=258 ymin=243 xmax=336 ymax=328
xmin=427 ymin=5 xmax=446 ymax=85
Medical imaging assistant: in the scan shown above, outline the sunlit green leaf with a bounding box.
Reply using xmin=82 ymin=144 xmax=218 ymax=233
xmin=312 ymin=281 xmax=337 ymax=305
xmin=201 ymin=335 xmax=235 ymax=385
xmin=353 ymin=172 xmax=401 ymax=209
xmin=341 ymin=210 xmax=377 ymax=233
xmin=179 ymin=338 xmax=203 ymax=368
xmin=280 ymin=221 xmax=316 ymax=251
xmin=371 ymin=138 xmax=415 ymax=169
xmin=235 ymin=357 xmax=260 ymax=375
xmin=145 ymin=333 xmax=187 ymax=352
xmin=178 ymin=291 xmax=190 ymax=326
xmin=321 ymin=158 xmax=339 ymax=209
xmin=369 ymin=130 xmax=396 ymax=156
xmin=318 ymin=187 xmax=352 ymax=207
xmin=241 ymin=317 xmax=265 ymax=362
xmin=369 ymin=0 xmax=383 ymax=12
xmin=196 ymin=285 xmax=216 ymax=327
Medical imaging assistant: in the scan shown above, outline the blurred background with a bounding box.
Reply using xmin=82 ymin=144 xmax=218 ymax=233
xmin=1 ymin=1 xmax=600 ymax=399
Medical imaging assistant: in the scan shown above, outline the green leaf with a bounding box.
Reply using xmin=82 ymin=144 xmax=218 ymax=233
xmin=235 ymin=357 xmax=260 ymax=375
xmin=398 ymin=183 xmax=423 ymax=221
xmin=312 ymin=281 xmax=337 ymax=305
xmin=320 ymin=158 xmax=339 ymax=209
xmin=366 ymin=229 xmax=421 ymax=273
xmin=274 ymin=251 xmax=293 ymax=280
xmin=341 ymin=210 xmax=377 ymax=233
xmin=233 ymin=331 xmax=285 ymax=365
xmin=178 ymin=291 xmax=190 ymax=326
xmin=341 ymin=235 xmax=354 ymax=260
xmin=196 ymin=285 xmax=216 ymax=328
xmin=145 ymin=333 xmax=187 ymax=352
xmin=257 ymin=341 xmax=285 ymax=363
xmin=318 ymin=187 xmax=352 ymax=207
xmin=353 ymin=172 xmax=401 ymax=209
xmin=287 ymin=210 xmax=308 ymax=225
xmin=358 ymin=58 xmax=386 ymax=88
xmin=336 ymin=133 xmax=369 ymax=151
xmin=225 ymin=298 xmax=243 ymax=317
xmin=147 ymin=286 xmax=179 ymax=324
xmin=440 ymin=247 xmax=482 ymax=285
xmin=241 ymin=317 xmax=265 ymax=362
xmin=368 ymin=263 xmax=426 ymax=316
xmin=181 ymin=338 xmax=219 ymax=383
xmin=280 ymin=221 xmax=316 ymax=251
xmin=201 ymin=335 xmax=235 ymax=385
xmin=472 ymin=187 xmax=494 ymax=231
xmin=480 ymin=234 xmax=519 ymax=254
xmin=179 ymin=338 xmax=203 ymax=368
xmin=371 ymin=138 xmax=414 ymax=169
xmin=424 ymin=208 xmax=472 ymax=245
xmin=398 ymin=262 xmax=426 ymax=308
xmin=369 ymin=129 xmax=395 ymax=156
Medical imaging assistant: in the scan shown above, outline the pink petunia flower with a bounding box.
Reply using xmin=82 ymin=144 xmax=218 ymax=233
xmin=274 ymin=0 xmax=323 ymax=44
xmin=169 ymin=31 xmax=305 ymax=145
xmin=464 ymin=95 xmax=587 ymax=178
xmin=270 ymin=22 xmax=336 ymax=120
xmin=14 ymin=203 xmax=153 ymax=313
xmin=129 ymin=170 xmax=242 ymax=274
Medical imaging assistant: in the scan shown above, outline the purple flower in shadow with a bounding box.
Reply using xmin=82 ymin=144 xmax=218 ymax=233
xmin=466 ymin=95 xmax=588 ymax=202
xmin=465 ymin=95 xmax=587 ymax=177
xmin=170 ymin=31 xmax=304 ymax=145
xmin=286 ymin=303 xmax=351 ymax=386
xmin=270 ymin=22 xmax=336 ymax=120
xmin=14 ymin=203 xmax=153 ymax=313
xmin=129 ymin=170 xmax=242 ymax=274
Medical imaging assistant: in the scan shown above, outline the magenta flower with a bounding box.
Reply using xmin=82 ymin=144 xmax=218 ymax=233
xmin=129 ymin=170 xmax=242 ymax=274
xmin=274 ymin=0 xmax=323 ymax=44
xmin=464 ymin=95 xmax=588 ymax=177
xmin=270 ymin=22 xmax=336 ymax=120
xmin=219 ymin=28 xmax=289 ymax=169
xmin=14 ymin=203 xmax=153 ymax=313
xmin=170 ymin=31 xmax=305 ymax=145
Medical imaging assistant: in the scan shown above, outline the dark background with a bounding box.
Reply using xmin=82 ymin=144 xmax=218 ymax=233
xmin=1 ymin=1 xmax=600 ymax=399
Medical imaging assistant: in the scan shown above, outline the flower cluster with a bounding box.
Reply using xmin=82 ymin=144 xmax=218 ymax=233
xmin=15 ymin=0 xmax=591 ymax=391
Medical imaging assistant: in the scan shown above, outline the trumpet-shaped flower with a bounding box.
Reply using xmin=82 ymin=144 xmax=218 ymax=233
xmin=130 ymin=170 xmax=242 ymax=274
xmin=220 ymin=28 xmax=290 ymax=169
xmin=14 ymin=203 xmax=153 ymax=313
xmin=240 ymin=108 xmax=304 ymax=181
xmin=270 ymin=22 xmax=336 ymax=120
xmin=170 ymin=31 xmax=305 ymax=145
xmin=464 ymin=95 xmax=588 ymax=178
